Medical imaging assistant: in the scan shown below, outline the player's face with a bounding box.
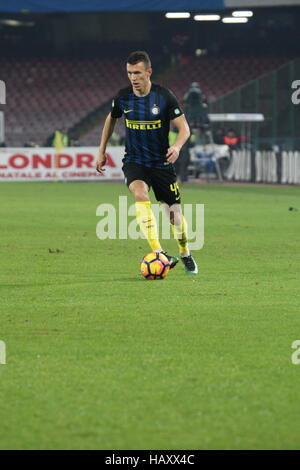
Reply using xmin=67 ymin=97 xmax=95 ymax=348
xmin=126 ymin=62 xmax=152 ymax=94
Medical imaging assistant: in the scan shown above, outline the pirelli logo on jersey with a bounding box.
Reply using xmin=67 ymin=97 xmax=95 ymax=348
xmin=125 ymin=119 xmax=162 ymax=130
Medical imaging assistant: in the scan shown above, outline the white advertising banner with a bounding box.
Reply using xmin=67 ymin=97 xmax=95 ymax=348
xmin=0 ymin=146 xmax=125 ymax=181
xmin=0 ymin=111 xmax=4 ymax=143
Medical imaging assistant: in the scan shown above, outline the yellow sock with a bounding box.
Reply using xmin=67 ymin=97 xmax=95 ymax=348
xmin=171 ymin=215 xmax=189 ymax=256
xmin=135 ymin=201 xmax=162 ymax=252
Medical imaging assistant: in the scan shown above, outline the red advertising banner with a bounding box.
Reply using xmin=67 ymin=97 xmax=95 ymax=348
xmin=0 ymin=147 xmax=124 ymax=181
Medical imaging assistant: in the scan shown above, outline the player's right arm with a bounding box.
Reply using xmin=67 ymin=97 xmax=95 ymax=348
xmin=97 ymin=93 xmax=123 ymax=174
xmin=96 ymin=112 xmax=117 ymax=174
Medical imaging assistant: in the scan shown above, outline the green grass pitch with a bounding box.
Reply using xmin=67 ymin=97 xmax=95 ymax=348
xmin=0 ymin=181 xmax=299 ymax=450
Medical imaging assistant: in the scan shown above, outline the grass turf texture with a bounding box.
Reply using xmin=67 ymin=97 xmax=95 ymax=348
xmin=0 ymin=181 xmax=299 ymax=450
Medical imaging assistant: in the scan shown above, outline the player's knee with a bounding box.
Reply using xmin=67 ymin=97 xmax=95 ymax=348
xmin=169 ymin=205 xmax=182 ymax=225
xmin=129 ymin=181 xmax=149 ymax=202
xmin=134 ymin=191 xmax=149 ymax=202
xmin=131 ymin=187 xmax=149 ymax=201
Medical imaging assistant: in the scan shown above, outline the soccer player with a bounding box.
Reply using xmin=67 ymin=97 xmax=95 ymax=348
xmin=96 ymin=51 xmax=198 ymax=274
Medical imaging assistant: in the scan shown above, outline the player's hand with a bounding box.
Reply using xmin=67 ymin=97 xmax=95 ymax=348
xmin=166 ymin=145 xmax=180 ymax=163
xmin=96 ymin=151 xmax=107 ymax=174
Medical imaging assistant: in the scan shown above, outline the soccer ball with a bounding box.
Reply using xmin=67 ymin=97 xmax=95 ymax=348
xmin=141 ymin=252 xmax=170 ymax=280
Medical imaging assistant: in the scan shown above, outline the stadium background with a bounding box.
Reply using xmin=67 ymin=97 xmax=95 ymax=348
xmin=1 ymin=0 xmax=300 ymax=453
xmin=0 ymin=0 xmax=300 ymax=183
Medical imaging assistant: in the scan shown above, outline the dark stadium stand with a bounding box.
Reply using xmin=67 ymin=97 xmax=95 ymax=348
xmin=1 ymin=57 xmax=128 ymax=146
xmin=80 ymin=56 xmax=291 ymax=146
xmin=162 ymin=56 xmax=291 ymax=102
xmin=1 ymin=56 xmax=291 ymax=147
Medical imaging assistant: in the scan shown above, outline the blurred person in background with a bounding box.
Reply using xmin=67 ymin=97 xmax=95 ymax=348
xmin=213 ymin=127 xmax=225 ymax=145
xmin=70 ymin=137 xmax=80 ymax=147
xmin=46 ymin=127 xmax=70 ymax=149
xmin=224 ymin=128 xmax=240 ymax=149
xmin=24 ymin=140 xmax=39 ymax=147
xmin=183 ymin=82 xmax=210 ymax=134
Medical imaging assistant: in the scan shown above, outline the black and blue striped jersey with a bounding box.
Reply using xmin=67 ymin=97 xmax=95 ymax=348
xmin=110 ymin=83 xmax=183 ymax=169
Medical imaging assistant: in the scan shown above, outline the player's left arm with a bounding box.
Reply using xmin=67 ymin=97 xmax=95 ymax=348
xmin=167 ymin=114 xmax=190 ymax=163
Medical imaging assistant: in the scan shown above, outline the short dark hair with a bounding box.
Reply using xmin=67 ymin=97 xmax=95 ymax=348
xmin=126 ymin=51 xmax=151 ymax=69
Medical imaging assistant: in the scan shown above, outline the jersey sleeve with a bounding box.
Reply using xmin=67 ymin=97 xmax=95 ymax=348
xmin=166 ymin=89 xmax=183 ymax=120
xmin=110 ymin=92 xmax=123 ymax=118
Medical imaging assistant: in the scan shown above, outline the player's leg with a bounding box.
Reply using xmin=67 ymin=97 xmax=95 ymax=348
xmin=166 ymin=203 xmax=189 ymax=256
xmin=150 ymin=167 xmax=189 ymax=255
xmin=129 ymin=181 xmax=178 ymax=268
xmin=162 ymin=202 xmax=198 ymax=274
xmin=151 ymin=168 xmax=198 ymax=274
xmin=128 ymin=179 xmax=163 ymax=253
xmin=122 ymin=163 xmax=163 ymax=253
